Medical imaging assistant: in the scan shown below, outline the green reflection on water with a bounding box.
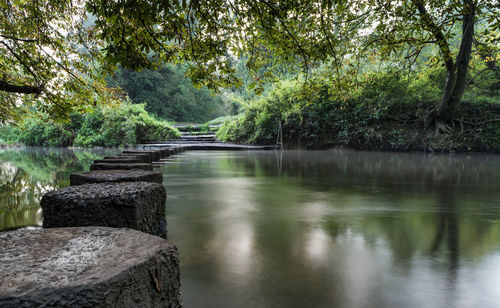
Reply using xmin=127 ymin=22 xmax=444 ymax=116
xmin=0 ymin=147 xmax=119 ymax=231
xmin=161 ymin=150 xmax=500 ymax=308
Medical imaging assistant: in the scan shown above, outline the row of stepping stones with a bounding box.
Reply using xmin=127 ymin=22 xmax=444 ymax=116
xmin=0 ymin=147 xmax=187 ymax=308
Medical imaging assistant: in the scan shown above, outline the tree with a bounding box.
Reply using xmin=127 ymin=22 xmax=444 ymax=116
xmin=109 ymin=65 xmax=228 ymax=122
xmin=87 ymin=0 xmax=498 ymax=125
xmin=1 ymin=1 xmax=498 ymax=125
xmin=363 ymin=0 xmax=498 ymax=129
xmin=0 ymin=0 xmax=116 ymax=122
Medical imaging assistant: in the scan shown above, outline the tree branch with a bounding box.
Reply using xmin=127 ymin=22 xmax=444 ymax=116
xmin=0 ymin=35 xmax=36 ymax=43
xmin=411 ymin=0 xmax=454 ymax=72
xmin=0 ymin=80 xmax=43 ymax=94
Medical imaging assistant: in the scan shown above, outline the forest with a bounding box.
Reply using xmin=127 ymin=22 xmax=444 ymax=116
xmin=0 ymin=0 xmax=498 ymax=151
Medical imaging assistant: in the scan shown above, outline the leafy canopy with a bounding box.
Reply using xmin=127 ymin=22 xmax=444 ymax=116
xmin=0 ymin=0 xmax=118 ymax=122
xmin=1 ymin=0 xmax=499 ymax=122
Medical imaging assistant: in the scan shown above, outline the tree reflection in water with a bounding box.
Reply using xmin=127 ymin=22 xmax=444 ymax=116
xmin=161 ymin=150 xmax=500 ymax=308
xmin=0 ymin=147 xmax=119 ymax=231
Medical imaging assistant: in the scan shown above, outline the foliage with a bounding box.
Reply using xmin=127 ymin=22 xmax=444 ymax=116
xmin=0 ymin=101 xmax=179 ymax=147
xmin=17 ymin=116 xmax=73 ymax=147
xmin=1 ymin=1 xmax=498 ymax=124
xmin=74 ymin=102 xmax=180 ymax=147
xmin=218 ymin=68 xmax=500 ymax=151
xmin=0 ymin=0 xmax=120 ymax=122
xmin=86 ymin=1 xmax=498 ymax=117
xmin=108 ymin=65 xmax=235 ymax=122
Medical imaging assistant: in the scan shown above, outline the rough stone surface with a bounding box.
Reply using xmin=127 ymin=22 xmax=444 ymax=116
xmin=94 ymin=158 xmax=143 ymax=164
xmin=90 ymin=163 xmax=153 ymax=171
xmin=115 ymin=154 xmax=152 ymax=163
xmin=123 ymin=150 xmax=161 ymax=162
xmin=70 ymin=170 xmax=163 ymax=186
xmin=159 ymin=148 xmax=168 ymax=159
xmin=154 ymin=148 xmax=166 ymax=159
xmin=0 ymin=227 xmax=181 ymax=308
xmin=41 ymin=182 xmax=167 ymax=237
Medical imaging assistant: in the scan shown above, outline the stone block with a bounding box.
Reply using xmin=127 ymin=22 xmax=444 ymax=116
xmin=70 ymin=170 xmax=163 ymax=186
xmin=115 ymin=154 xmax=152 ymax=163
xmin=0 ymin=227 xmax=181 ymax=308
xmin=123 ymin=150 xmax=161 ymax=162
xmin=94 ymin=158 xmax=143 ymax=164
xmin=159 ymin=148 xmax=168 ymax=159
xmin=41 ymin=182 xmax=167 ymax=237
xmin=90 ymin=163 xmax=153 ymax=171
xmin=165 ymin=148 xmax=176 ymax=156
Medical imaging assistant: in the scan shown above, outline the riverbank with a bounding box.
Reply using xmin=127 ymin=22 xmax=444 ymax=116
xmin=217 ymin=86 xmax=499 ymax=153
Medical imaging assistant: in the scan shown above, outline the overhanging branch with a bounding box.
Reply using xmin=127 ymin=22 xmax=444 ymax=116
xmin=0 ymin=80 xmax=43 ymax=94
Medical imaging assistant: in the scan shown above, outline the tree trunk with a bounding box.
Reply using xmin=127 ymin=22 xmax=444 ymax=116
xmin=437 ymin=0 xmax=475 ymax=121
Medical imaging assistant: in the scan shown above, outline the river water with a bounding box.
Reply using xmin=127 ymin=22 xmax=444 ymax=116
xmin=1 ymin=148 xmax=500 ymax=307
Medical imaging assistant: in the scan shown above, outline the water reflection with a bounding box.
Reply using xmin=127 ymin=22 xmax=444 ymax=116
xmin=0 ymin=147 xmax=119 ymax=231
xmin=162 ymin=150 xmax=500 ymax=308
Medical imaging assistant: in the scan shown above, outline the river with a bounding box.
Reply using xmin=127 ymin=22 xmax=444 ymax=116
xmin=1 ymin=147 xmax=500 ymax=307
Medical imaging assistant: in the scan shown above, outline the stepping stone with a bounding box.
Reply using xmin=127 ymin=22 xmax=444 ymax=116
xmin=143 ymin=148 xmax=170 ymax=159
xmin=41 ymin=182 xmax=167 ymax=237
xmin=123 ymin=150 xmax=161 ymax=162
xmin=0 ymin=227 xmax=181 ymax=308
xmin=116 ymin=153 xmax=153 ymax=163
xmin=70 ymin=170 xmax=163 ymax=186
xmin=155 ymin=148 xmax=167 ymax=159
xmin=90 ymin=163 xmax=153 ymax=171
xmin=166 ymin=148 xmax=177 ymax=156
xmin=94 ymin=158 xmax=143 ymax=164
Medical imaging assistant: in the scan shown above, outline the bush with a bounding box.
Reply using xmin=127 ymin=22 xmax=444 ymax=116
xmin=217 ymin=69 xmax=500 ymax=152
xmin=14 ymin=116 xmax=74 ymax=147
xmin=74 ymin=102 xmax=179 ymax=147
xmin=0 ymin=101 xmax=179 ymax=148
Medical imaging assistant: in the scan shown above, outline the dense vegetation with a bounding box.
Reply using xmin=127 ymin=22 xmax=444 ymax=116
xmin=108 ymin=65 xmax=239 ymax=122
xmin=218 ymin=65 xmax=500 ymax=151
xmin=0 ymin=103 xmax=179 ymax=147
xmin=1 ymin=1 xmax=499 ymax=152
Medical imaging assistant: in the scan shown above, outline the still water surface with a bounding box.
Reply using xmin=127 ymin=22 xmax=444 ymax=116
xmin=0 ymin=147 xmax=118 ymax=230
xmin=1 ymin=148 xmax=499 ymax=307
xmin=161 ymin=150 xmax=500 ymax=308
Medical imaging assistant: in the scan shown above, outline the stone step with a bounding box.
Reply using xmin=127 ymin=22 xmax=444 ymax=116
xmin=94 ymin=158 xmax=143 ymax=164
xmin=178 ymin=134 xmax=216 ymax=138
xmin=70 ymin=170 xmax=163 ymax=186
xmin=141 ymin=143 xmax=278 ymax=151
xmin=122 ymin=150 xmax=162 ymax=161
xmin=154 ymin=141 xmax=218 ymax=145
xmin=0 ymin=227 xmax=181 ymax=308
xmin=90 ymin=163 xmax=153 ymax=171
xmin=115 ymin=154 xmax=153 ymax=164
xmin=41 ymin=182 xmax=167 ymax=237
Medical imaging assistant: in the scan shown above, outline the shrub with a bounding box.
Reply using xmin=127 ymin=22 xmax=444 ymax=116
xmin=217 ymin=69 xmax=500 ymax=152
xmin=74 ymin=102 xmax=179 ymax=147
xmin=15 ymin=116 xmax=73 ymax=147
